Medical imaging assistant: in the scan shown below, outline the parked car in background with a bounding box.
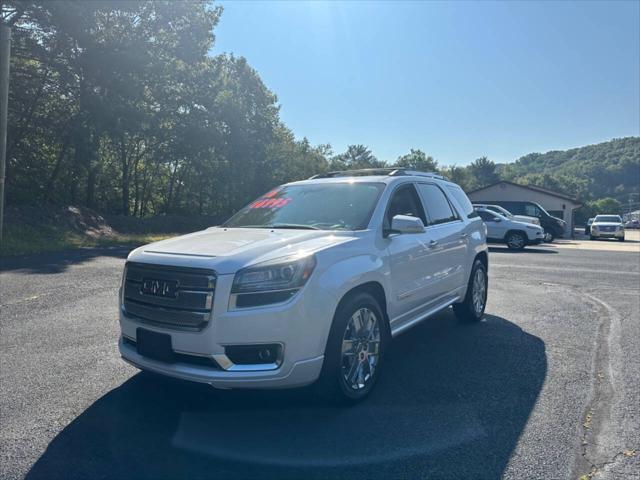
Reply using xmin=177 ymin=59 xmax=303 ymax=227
xmin=590 ymin=215 xmax=625 ymax=241
xmin=472 ymin=203 xmax=540 ymax=226
xmin=472 ymin=200 xmax=565 ymax=242
xmin=475 ymin=207 xmax=544 ymax=250
xmin=624 ymin=219 xmax=640 ymax=229
xmin=118 ymin=168 xmax=489 ymax=403
xmin=585 ymin=217 xmax=595 ymax=235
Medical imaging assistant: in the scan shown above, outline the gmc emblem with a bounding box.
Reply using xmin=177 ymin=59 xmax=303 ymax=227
xmin=141 ymin=278 xmax=178 ymax=298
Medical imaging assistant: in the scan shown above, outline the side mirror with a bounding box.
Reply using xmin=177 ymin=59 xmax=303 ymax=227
xmin=386 ymin=214 xmax=425 ymax=236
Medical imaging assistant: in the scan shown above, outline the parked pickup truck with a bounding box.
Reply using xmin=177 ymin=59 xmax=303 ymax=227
xmin=118 ymin=168 xmax=489 ymax=403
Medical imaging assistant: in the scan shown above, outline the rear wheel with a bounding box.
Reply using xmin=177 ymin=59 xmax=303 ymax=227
xmin=544 ymin=232 xmax=555 ymax=243
xmin=453 ymin=259 xmax=487 ymax=323
xmin=315 ymin=292 xmax=388 ymax=404
xmin=506 ymin=231 xmax=526 ymax=250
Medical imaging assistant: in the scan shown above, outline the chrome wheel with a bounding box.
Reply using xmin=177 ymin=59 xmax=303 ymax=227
xmin=472 ymin=268 xmax=486 ymax=315
xmin=341 ymin=307 xmax=380 ymax=391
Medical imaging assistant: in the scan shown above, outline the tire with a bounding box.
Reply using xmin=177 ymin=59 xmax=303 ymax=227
xmin=314 ymin=292 xmax=389 ymax=404
xmin=589 ymin=235 xmax=595 ymax=241
xmin=453 ymin=259 xmax=488 ymax=323
xmin=506 ymin=231 xmax=526 ymax=250
xmin=619 ymin=237 xmax=625 ymax=242
xmin=544 ymin=232 xmax=555 ymax=243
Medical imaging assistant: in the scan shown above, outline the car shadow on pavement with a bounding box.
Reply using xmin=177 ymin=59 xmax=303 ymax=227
xmin=0 ymin=247 xmax=131 ymax=274
xmin=26 ymin=312 xmax=546 ymax=480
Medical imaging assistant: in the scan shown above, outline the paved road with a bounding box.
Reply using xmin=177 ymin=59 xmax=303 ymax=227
xmin=1 ymin=245 xmax=638 ymax=479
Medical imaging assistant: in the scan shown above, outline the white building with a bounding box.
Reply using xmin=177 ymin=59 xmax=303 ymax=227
xmin=467 ymin=181 xmax=582 ymax=237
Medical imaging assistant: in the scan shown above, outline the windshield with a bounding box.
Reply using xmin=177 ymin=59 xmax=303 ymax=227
xmin=223 ymin=182 xmax=385 ymax=230
xmin=487 ymin=205 xmax=513 ymax=218
xmin=594 ymin=215 xmax=622 ymax=223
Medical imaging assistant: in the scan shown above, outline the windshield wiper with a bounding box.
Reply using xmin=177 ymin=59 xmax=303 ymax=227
xmin=268 ymin=223 xmax=319 ymax=230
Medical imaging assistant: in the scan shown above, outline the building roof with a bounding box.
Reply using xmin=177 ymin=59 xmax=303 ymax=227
xmin=467 ymin=180 xmax=581 ymax=205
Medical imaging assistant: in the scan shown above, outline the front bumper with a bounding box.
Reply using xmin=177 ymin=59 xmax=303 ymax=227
xmin=119 ymin=337 xmax=324 ymax=389
xmin=119 ymin=272 xmax=335 ymax=389
xmin=591 ymin=229 xmax=624 ymax=239
xmin=526 ymin=230 xmax=545 ymax=245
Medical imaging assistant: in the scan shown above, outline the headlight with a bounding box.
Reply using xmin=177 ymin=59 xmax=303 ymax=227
xmin=231 ymin=255 xmax=316 ymax=308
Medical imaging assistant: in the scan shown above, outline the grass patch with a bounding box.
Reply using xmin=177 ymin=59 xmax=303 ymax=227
xmin=0 ymin=223 xmax=174 ymax=257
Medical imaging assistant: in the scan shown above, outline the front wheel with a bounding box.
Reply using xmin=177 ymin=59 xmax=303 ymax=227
xmin=453 ymin=259 xmax=488 ymax=323
xmin=315 ymin=292 xmax=388 ymax=404
xmin=544 ymin=232 xmax=555 ymax=243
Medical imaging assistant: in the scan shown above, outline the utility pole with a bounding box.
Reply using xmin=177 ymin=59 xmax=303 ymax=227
xmin=0 ymin=22 xmax=9 ymax=241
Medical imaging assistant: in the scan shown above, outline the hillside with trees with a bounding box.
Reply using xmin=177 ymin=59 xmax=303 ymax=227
xmin=2 ymin=2 xmax=638 ymax=226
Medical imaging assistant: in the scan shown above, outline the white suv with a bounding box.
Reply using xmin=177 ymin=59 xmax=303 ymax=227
xmin=475 ymin=207 xmax=545 ymax=250
xmin=590 ymin=214 xmax=625 ymax=241
xmin=118 ymin=169 xmax=489 ymax=402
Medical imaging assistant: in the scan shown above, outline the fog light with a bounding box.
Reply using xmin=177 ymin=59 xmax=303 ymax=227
xmin=225 ymin=344 xmax=282 ymax=365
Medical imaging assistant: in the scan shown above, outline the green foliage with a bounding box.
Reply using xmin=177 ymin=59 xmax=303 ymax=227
xmin=2 ymin=0 xmax=331 ymax=218
xmin=503 ymin=137 xmax=640 ymax=205
xmin=468 ymin=156 xmax=500 ymax=189
xmin=587 ymin=197 xmax=622 ymax=215
xmin=329 ymin=144 xmax=385 ymax=171
xmin=394 ymin=149 xmax=438 ymax=172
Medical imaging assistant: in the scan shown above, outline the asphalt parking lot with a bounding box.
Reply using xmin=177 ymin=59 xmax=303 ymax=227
xmin=1 ymin=240 xmax=639 ymax=480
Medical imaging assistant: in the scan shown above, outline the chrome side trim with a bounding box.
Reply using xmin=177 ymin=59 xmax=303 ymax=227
xmin=390 ymin=296 xmax=460 ymax=337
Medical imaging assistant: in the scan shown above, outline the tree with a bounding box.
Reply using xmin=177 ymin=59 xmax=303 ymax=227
xmin=329 ymin=144 xmax=385 ymax=171
xmin=588 ymin=197 xmax=622 ymax=215
xmin=469 ymin=156 xmax=499 ymax=189
xmin=441 ymin=165 xmax=470 ymax=191
xmin=394 ymin=149 xmax=437 ymax=172
xmin=2 ymin=0 xmax=334 ymax=219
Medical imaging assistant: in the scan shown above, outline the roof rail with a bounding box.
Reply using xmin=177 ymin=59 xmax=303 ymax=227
xmin=309 ymin=168 xmax=448 ymax=180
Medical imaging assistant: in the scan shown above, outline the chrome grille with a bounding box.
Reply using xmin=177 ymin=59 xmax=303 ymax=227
xmin=122 ymin=262 xmax=216 ymax=331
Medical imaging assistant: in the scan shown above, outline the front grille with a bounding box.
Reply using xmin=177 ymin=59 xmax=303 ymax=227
xmin=122 ymin=262 xmax=216 ymax=331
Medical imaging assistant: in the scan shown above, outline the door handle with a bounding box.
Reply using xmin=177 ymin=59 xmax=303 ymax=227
xmin=428 ymin=240 xmax=439 ymax=248
xmin=460 ymin=232 xmax=469 ymax=239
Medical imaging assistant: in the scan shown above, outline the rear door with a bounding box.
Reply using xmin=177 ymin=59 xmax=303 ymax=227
xmin=415 ymin=183 xmax=468 ymax=300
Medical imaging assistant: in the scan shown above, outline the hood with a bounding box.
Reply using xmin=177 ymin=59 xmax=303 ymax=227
xmin=127 ymin=227 xmax=356 ymax=274
xmin=593 ymin=222 xmax=622 ymax=227
xmin=512 ymin=220 xmax=543 ymax=231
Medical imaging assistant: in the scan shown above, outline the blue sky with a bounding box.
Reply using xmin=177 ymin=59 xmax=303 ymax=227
xmin=213 ymin=1 xmax=640 ymax=166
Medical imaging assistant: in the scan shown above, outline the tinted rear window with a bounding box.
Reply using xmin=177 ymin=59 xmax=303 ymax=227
xmin=446 ymin=185 xmax=477 ymax=218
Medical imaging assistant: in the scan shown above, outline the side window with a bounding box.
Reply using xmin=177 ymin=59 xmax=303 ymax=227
xmin=446 ymin=185 xmax=478 ymax=218
xmin=416 ymin=183 xmax=459 ymax=225
xmin=477 ymin=210 xmax=497 ymax=222
xmin=386 ymin=184 xmax=427 ymax=225
xmin=507 ymin=203 xmax=524 ymax=215
xmin=524 ymin=204 xmax=539 ymax=217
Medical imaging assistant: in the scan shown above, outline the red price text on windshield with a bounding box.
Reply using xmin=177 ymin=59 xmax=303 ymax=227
xmin=249 ymin=197 xmax=292 ymax=209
